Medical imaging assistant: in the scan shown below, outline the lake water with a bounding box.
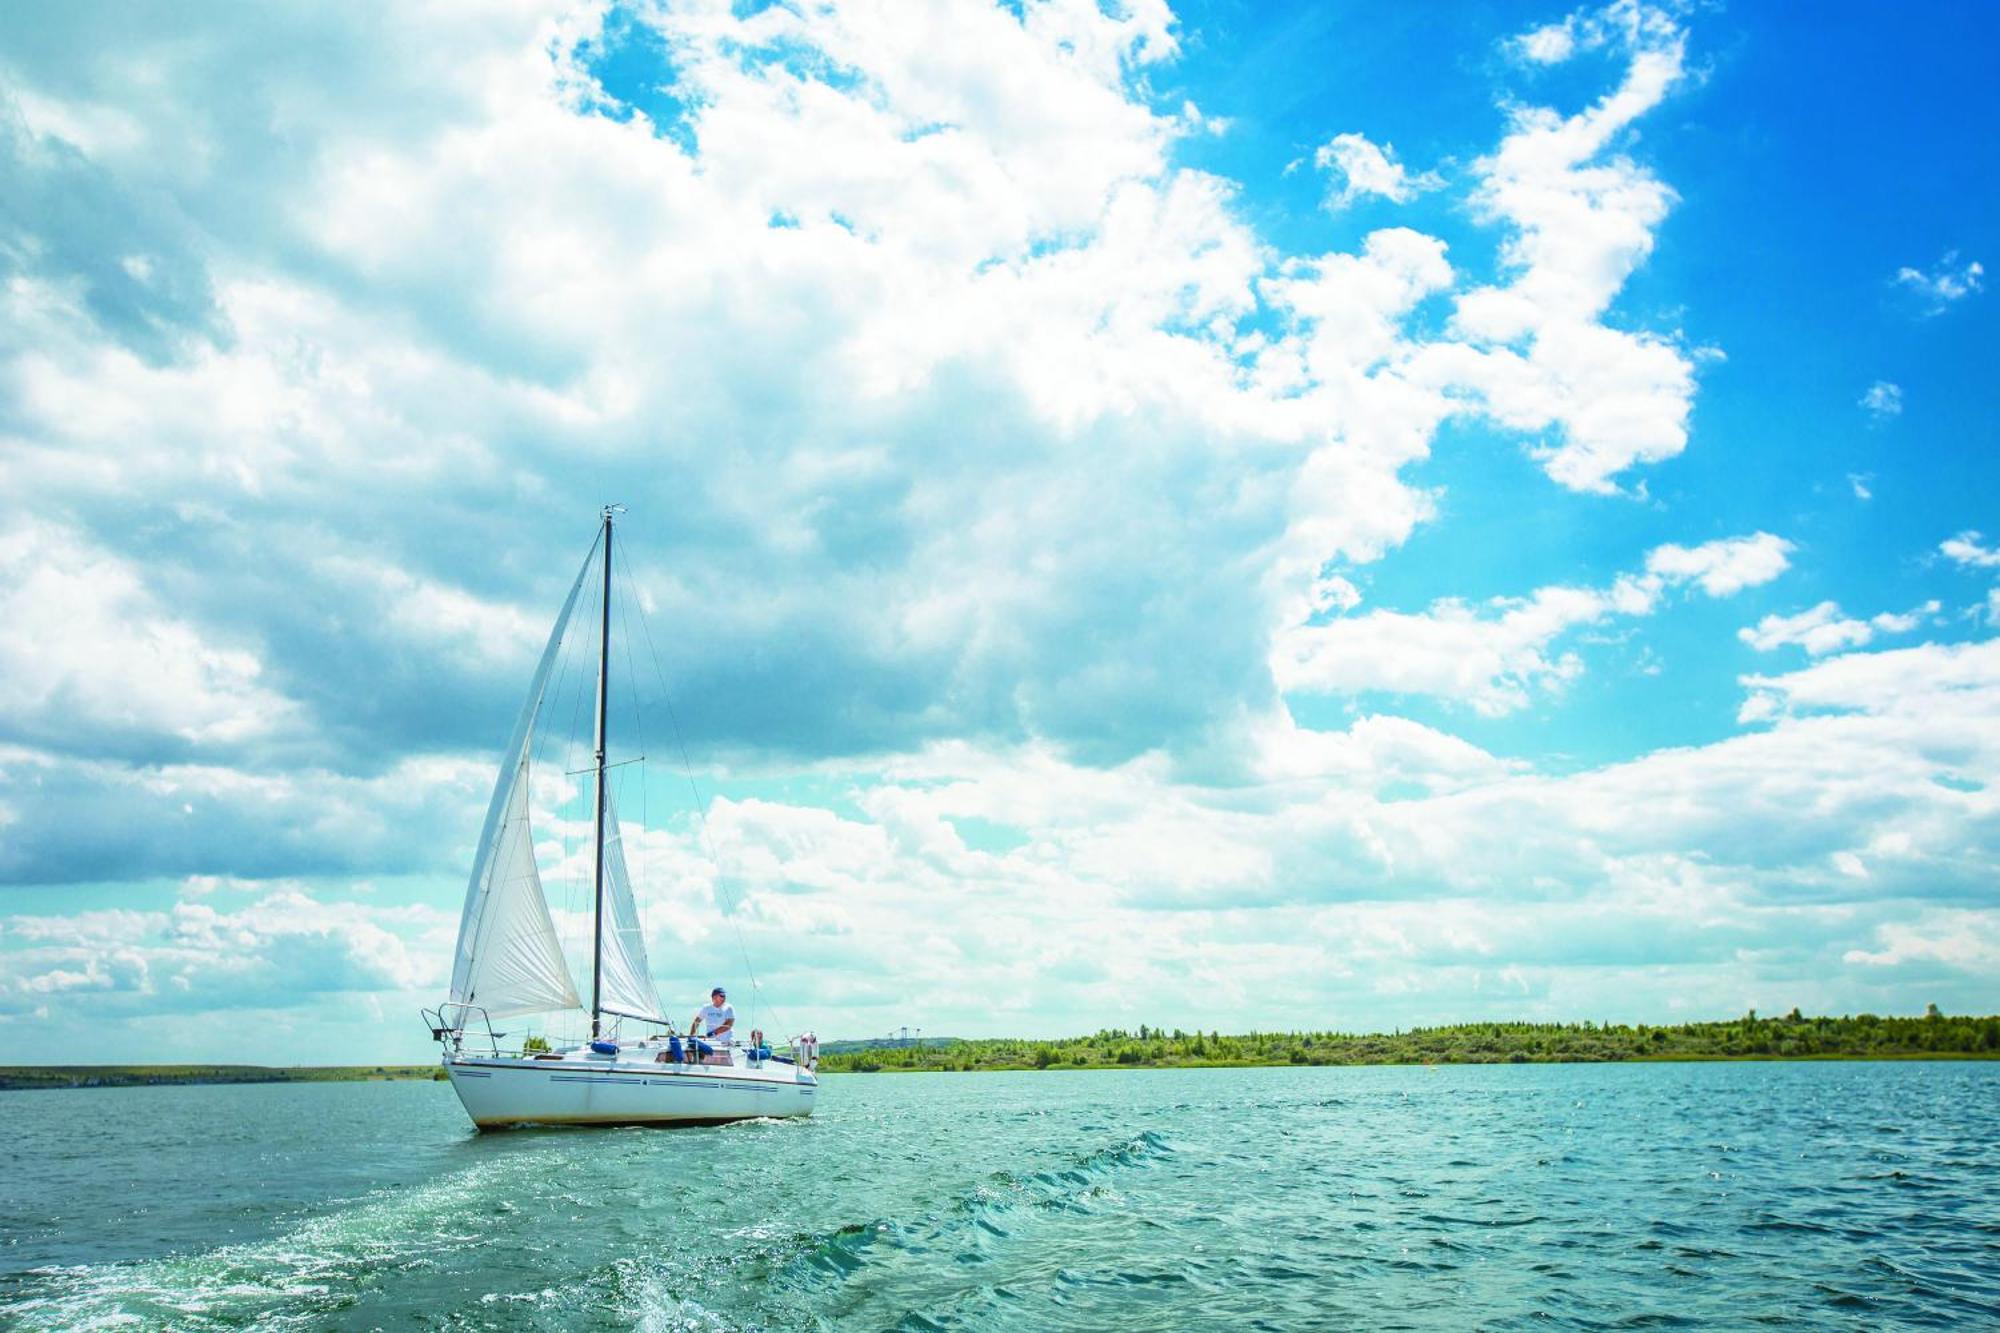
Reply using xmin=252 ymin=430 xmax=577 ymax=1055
xmin=2 ymin=1062 xmax=1995 ymax=1329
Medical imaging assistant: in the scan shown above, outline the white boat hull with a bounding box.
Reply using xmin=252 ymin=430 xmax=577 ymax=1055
xmin=445 ymin=1053 xmax=816 ymax=1129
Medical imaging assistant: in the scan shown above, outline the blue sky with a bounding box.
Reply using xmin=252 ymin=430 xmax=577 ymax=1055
xmin=0 ymin=0 xmax=1994 ymax=1062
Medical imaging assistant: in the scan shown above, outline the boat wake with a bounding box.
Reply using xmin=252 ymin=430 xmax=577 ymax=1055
xmin=784 ymin=1129 xmax=1174 ymax=1279
xmin=623 ymin=1129 xmax=1180 ymax=1329
xmin=3 ymin=1153 xmax=542 ymax=1330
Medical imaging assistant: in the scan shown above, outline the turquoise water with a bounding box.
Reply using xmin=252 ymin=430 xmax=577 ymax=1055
xmin=2 ymin=1062 xmax=1996 ymax=1329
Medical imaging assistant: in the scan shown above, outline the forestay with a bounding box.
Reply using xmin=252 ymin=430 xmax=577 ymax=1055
xmin=449 ymin=540 xmax=596 ymax=1019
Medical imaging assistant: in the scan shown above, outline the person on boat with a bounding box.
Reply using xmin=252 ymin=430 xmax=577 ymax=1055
xmin=690 ymin=987 xmax=735 ymax=1061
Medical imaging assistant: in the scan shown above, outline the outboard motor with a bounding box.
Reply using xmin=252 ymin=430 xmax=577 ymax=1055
xmin=798 ymin=1031 xmax=818 ymax=1071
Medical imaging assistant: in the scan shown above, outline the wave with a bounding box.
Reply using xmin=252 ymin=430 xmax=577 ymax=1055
xmin=728 ymin=1130 xmax=1175 ymax=1299
xmin=2 ymin=1151 xmax=545 ymax=1330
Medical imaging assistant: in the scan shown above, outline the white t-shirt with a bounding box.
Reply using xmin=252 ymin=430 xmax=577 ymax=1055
xmin=695 ymin=1003 xmax=735 ymax=1044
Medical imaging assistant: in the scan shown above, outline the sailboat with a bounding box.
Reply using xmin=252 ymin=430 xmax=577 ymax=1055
xmin=425 ymin=507 xmax=818 ymax=1129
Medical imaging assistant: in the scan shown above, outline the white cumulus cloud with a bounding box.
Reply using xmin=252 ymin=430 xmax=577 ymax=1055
xmin=1860 ymin=381 xmax=1903 ymax=418
xmin=1644 ymin=532 xmax=1795 ymax=597
xmin=1276 ymin=532 xmax=1792 ymax=714
xmin=1941 ymin=531 xmax=2000 ymax=569
xmin=1447 ymin=5 xmax=1697 ymax=492
xmin=1514 ymin=19 xmax=1581 ymax=65
xmin=1894 ymin=251 xmax=1984 ymax=316
xmin=1313 ymin=132 xmax=1438 ymax=209
xmin=1737 ymin=600 xmax=1935 ymax=658
xmin=0 ymin=520 xmax=299 ymax=758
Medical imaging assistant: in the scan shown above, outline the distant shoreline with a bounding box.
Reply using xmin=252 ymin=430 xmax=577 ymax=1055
xmin=827 ymin=1051 xmax=2000 ymax=1074
xmin=7 ymin=1012 xmax=1995 ymax=1090
xmin=819 ymin=1011 xmax=2000 ymax=1074
xmin=4 ymin=1052 xmax=1997 ymax=1092
xmin=0 ymin=1065 xmax=440 ymax=1092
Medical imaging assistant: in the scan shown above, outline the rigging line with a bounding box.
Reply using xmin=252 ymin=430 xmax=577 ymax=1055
xmin=564 ymin=756 xmax=647 ymax=777
xmin=533 ymin=549 xmax=589 ymax=1047
xmin=609 ymin=547 xmax=658 ymax=1026
xmin=612 ymin=543 xmax=648 ymax=774
xmin=611 ymin=544 xmax=649 ymax=888
xmin=556 ymin=559 xmax=601 ymax=1042
xmin=618 ymin=529 xmax=790 ymax=1042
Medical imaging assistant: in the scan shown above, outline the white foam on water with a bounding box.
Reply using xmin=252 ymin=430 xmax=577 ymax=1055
xmin=3 ymin=1152 xmax=541 ymax=1330
xmin=629 ymin=1268 xmax=739 ymax=1333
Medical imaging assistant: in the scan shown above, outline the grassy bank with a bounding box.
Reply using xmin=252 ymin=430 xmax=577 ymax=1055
xmin=0 ymin=1064 xmax=441 ymax=1091
xmin=820 ymin=1009 xmax=2000 ymax=1073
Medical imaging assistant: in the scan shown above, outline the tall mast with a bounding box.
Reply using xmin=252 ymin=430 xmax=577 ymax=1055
xmin=589 ymin=506 xmax=615 ymax=1040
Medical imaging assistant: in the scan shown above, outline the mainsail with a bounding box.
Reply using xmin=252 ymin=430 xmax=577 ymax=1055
xmin=595 ymin=787 xmax=670 ymax=1024
xmin=448 ymin=539 xmax=597 ymax=1019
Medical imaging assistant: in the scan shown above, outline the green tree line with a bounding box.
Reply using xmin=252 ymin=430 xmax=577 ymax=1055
xmin=0 ymin=1065 xmax=443 ymax=1091
xmin=820 ymin=1007 xmax=2000 ymax=1073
